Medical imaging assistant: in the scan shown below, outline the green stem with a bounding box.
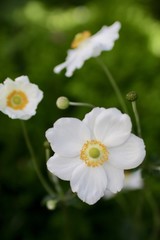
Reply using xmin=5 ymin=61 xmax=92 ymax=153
xmin=69 ymin=101 xmax=94 ymax=108
xmin=131 ymin=101 xmax=142 ymax=137
xmin=20 ymin=121 xmax=55 ymax=196
xmin=97 ymin=58 xmax=128 ymax=113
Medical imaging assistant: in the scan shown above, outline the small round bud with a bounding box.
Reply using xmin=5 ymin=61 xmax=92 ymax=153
xmin=56 ymin=96 xmax=69 ymax=110
xmin=46 ymin=199 xmax=57 ymax=210
xmin=126 ymin=91 xmax=138 ymax=102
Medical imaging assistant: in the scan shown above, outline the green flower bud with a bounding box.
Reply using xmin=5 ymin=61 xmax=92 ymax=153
xmin=126 ymin=91 xmax=138 ymax=102
xmin=46 ymin=199 xmax=57 ymax=210
xmin=56 ymin=96 xmax=69 ymax=110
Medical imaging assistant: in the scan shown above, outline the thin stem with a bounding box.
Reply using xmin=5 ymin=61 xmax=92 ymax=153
xmin=131 ymin=101 xmax=142 ymax=137
xmin=20 ymin=121 xmax=55 ymax=196
xmin=69 ymin=101 xmax=94 ymax=108
xmin=97 ymin=58 xmax=128 ymax=113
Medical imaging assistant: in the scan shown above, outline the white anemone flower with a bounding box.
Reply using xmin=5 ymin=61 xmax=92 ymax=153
xmin=46 ymin=107 xmax=146 ymax=205
xmin=0 ymin=75 xmax=43 ymax=120
xmin=104 ymin=169 xmax=144 ymax=199
xmin=54 ymin=21 xmax=121 ymax=77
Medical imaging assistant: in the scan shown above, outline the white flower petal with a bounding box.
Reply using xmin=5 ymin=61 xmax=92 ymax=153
xmin=53 ymin=21 xmax=121 ymax=77
xmin=103 ymin=163 xmax=124 ymax=193
xmin=90 ymin=21 xmax=121 ymax=53
xmin=70 ymin=164 xmax=107 ymax=205
xmin=54 ymin=63 xmax=67 ymax=74
xmin=83 ymin=107 xmax=105 ymax=135
xmin=94 ymin=108 xmax=132 ymax=147
xmin=124 ymin=170 xmax=143 ymax=190
xmin=46 ymin=118 xmax=91 ymax=157
xmin=15 ymin=75 xmax=30 ymax=84
xmin=2 ymin=78 xmax=15 ymax=90
xmin=61 ymin=46 xmax=94 ymax=77
xmin=54 ymin=47 xmax=88 ymax=77
xmin=4 ymin=108 xmax=32 ymax=120
xmin=104 ymin=170 xmax=143 ymax=199
xmin=109 ymin=134 xmax=146 ymax=169
xmin=47 ymin=154 xmax=82 ymax=181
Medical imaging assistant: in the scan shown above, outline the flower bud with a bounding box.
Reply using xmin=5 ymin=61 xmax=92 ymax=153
xmin=46 ymin=199 xmax=57 ymax=210
xmin=126 ymin=91 xmax=138 ymax=102
xmin=56 ymin=96 xmax=69 ymax=110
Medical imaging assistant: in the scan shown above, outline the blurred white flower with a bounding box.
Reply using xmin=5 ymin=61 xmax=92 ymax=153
xmin=105 ymin=169 xmax=144 ymax=199
xmin=0 ymin=76 xmax=43 ymax=120
xmin=46 ymin=107 xmax=146 ymax=205
xmin=54 ymin=21 xmax=121 ymax=77
xmin=124 ymin=169 xmax=143 ymax=190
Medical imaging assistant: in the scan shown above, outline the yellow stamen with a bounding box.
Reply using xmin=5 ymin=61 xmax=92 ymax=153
xmin=71 ymin=31 xmax=91 ymax=48
xmin=80 ymin=140 xmax=108 ymax=167
xmin=7 ymin=90 xmax=28 ymax=110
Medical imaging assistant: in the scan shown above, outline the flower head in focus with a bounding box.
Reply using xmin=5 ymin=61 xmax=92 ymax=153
xmin=46 ymin=107 xmax=146 ymax=205
xmin=54 ymin=21 xmax=121 ymax=77
xmin=0 ymin=76 xmax=43 ymax=120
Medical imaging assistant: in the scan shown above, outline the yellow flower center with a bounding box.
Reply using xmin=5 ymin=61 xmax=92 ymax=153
xmin=7 ymin=90 xmax=28 ymax=110
xmin=71 ymin=31 xmax=91 ymax=48
xmin=80 ymin=140 xmax=108 ymax=167
xmin=89 ymin=147 xmax=100 ymax=158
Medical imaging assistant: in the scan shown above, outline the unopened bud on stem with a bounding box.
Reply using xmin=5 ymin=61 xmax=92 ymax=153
xmin=126 ymin=91 xmax=138 ymax=102
xmin=56 ymin=96 xmax=94 ymax=109
xmin=46 ymin=199 xmax=58 ymax=210
xmin=56 ymin=96 xmax=69 ymax=110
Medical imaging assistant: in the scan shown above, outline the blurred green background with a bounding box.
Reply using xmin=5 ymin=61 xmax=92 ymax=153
xmin=1 ymin=0 xmax=160 ymax=239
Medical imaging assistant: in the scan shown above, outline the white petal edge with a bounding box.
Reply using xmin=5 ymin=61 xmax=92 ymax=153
xmin=15 ymin=75 xmax=30 ymax=84
xmin=63 ymin=46 xmax=94 ymax=77
xmin=94 ymin=108 xmax=132 ymax=147
xmin=108 ymin=134 xmax=146 ymax=170
xmin=46 ymin=118 xmax=91 ymax=157
xmin=71 ymin=164 xmax=107 ymax=205
xmin=47 ymin=154 xmax=82 ymax=181
xmin=54 ymin=63 xmax=67 ymax=74
xmin=103 ymin=162 xmax=125 ymax=193
xmin=83 ymin=107 xmax=105 ymax=136
xmin=90 ymin=21 xmax=121 ymax=53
